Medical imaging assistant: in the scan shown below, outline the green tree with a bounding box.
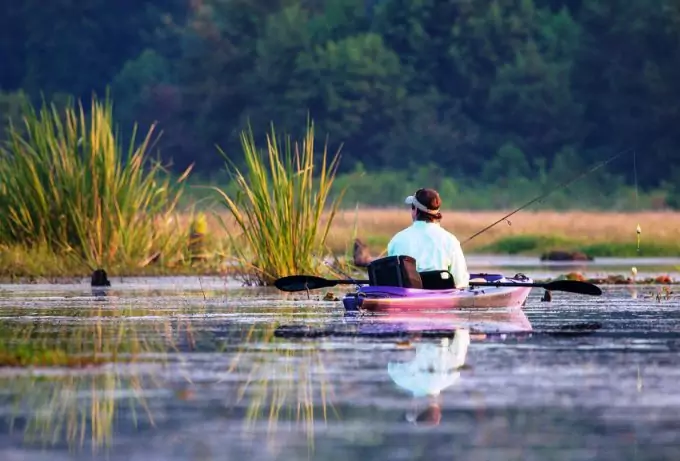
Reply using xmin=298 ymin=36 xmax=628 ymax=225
xmin=174 ymin=0 xmax=297 ymax=169
xmin=449 ymin=1 xmax=583 ymax=159
xmin=0 ymin=2 xmax=27 ymax=90
xmin=245 ymin=4 xmax=314 ymax=136
xmin=573 ymin=0 xmax=680 ymax=186
xmin=20 ymin=0 xmax=186 ymax=99
xmin=292 ymin=33 xmax=408 ymax=167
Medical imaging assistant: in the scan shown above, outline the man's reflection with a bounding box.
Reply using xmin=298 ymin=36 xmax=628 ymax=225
xmin=387 ymin=329 xmax=470 ymax=426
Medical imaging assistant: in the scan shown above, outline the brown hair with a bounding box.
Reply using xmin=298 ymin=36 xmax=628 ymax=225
xmin=412 ymin=188 xmax=443 ymax=222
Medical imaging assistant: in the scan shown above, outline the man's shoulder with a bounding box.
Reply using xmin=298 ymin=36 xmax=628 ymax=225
xmin=435 ymin=225 xmax=461 ymax=245
xmin=389 ymin=226 xmax=413 ymax=243
xmin=388 ymin=227 xmax=410 ymax=245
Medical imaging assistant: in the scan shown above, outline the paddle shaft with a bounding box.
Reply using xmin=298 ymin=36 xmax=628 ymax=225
xmin=274 ymin=275 xmax=600 ymax=295
xmin=331 ymin=279 xmax=369 ymax=285
xmin=470 ymin=281 xmax=556 ymax=288
xmin=330 ymin=280 xmax=592 ymax=291
xmin=469 ymin=280 xmax=600 ymax=295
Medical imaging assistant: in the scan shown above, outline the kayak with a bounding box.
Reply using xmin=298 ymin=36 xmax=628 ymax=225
xmin=342 ymin=273 xmax=534 ymax=312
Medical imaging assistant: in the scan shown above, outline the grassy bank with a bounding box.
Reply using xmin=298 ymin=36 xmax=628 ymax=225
xmin=2 ymin=209 xmax=679 ymax=281
xmin=1 ymin=95 xmax=678 ymax=282
xmin=0 ymin=98 xmax=348 ymax=282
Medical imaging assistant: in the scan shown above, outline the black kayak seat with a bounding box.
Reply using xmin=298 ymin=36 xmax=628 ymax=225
xmin=367 ymin=255 xmax=456 ymax=290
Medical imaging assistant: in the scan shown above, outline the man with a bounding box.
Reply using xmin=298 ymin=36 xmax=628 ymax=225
xmin=387 ymin=188 xmax=470 ymax=289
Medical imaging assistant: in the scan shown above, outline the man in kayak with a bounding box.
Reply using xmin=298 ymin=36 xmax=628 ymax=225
xmin=387 ymin=188 xmax=470 ymax=289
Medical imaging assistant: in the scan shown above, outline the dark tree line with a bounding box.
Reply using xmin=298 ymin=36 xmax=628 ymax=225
xmin=1 ymin=0 xmax=679 ymax=191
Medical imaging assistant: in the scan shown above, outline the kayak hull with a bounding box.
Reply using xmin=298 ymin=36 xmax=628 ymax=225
xmin=342 ymin=273 xmax=534 ymax=312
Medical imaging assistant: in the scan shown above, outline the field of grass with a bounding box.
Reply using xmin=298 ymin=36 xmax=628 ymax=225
xmin=324 ymin=208 xmax=680 ymax=256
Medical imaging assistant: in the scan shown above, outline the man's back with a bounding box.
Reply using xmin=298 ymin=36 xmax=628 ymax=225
xmin=387 ymin=221 xmax=470 ymax=288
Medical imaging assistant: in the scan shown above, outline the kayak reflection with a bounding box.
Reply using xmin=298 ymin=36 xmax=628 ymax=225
xmin=350 ymin=306 xmax=533 ymax=338
xmin=274 ymin=306 xmax=534 ymax=340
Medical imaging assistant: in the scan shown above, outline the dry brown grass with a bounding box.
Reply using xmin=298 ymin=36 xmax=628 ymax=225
xmin=187 ymin=208 xmax=680 ymax=254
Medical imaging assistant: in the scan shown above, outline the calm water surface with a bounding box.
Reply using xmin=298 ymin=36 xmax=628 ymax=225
xmin=0 ymin=258 xmax=679 ymax=460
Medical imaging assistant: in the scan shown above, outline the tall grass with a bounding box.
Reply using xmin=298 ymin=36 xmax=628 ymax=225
xmin=213 ymin=121 xmax=346 ymax=285
xmin=0 ymin=94 xmax=193 ymax=271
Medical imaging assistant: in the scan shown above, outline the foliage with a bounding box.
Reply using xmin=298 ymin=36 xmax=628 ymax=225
xmin=2 ymin=0 xmax=680 ymax=201
xmin=212 ymin=120 xmax=346 ymax=285
xmin=0 ymin=94 xmax=193 ymax=270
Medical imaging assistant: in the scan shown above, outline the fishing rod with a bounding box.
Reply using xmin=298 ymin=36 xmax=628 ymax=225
xmin=461 ymin=147 xmax=634 ymax=245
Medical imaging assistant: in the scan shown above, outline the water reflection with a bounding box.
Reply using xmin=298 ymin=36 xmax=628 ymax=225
xmin=0 ymin=295 xmax=205 ymax=454
xmin=219 ymin=307 xmax=520 ymax=454
xmin=350 ymin=307 xmax=533 ymax=337
xmin=389 ymin=331 xmax=470 ymax=398
xmin=2 ymin=279 xmax=678 ymax=460
xmin=225 ymin=316 xmax=339 ymax=454
xmin=389 ymin=330 xmax=470 ymax=427
xmin=3 ymin=367 xmax=158 ymax=453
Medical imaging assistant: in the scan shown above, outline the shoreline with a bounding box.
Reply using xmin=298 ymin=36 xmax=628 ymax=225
xmin=1 ymin=209 xmax=679 ymax=282
xmin=0 ymin=256 xmax=677 ymax=285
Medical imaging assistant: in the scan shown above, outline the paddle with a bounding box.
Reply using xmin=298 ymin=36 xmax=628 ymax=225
xmin=273 ymin=275 xmax=602 ymax=296
xmin=274 ymin=275 xmax=368 ymax=292
xmin=468 ymin=279 xmax=602 ymax=296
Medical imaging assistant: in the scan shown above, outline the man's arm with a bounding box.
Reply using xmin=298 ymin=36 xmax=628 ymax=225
xmin=450 ymin=242 xmax=470 ymax=289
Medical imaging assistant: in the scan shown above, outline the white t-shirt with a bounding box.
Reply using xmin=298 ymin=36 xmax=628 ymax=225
xmin=387 ymin=221 xmax=470 ymax=289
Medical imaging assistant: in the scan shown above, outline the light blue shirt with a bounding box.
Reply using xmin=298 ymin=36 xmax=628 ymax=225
xmin=387 ymin=221 xmax=470 ymax=288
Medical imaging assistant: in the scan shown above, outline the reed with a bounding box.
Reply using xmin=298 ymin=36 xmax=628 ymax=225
xmin=212 ymin=121 xmax=346 ymax=285
xmin=0 ymin=94 xmax=194 ymax=271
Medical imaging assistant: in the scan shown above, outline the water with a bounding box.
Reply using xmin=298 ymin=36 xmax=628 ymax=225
xmin=0 ymin=257 xmax=679 ymax=460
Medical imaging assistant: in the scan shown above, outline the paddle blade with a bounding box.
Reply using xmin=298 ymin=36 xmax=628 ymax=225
xmin=273 ymin=275 xmax=336 ymax=292
xmin=544 ymin=280 xmax=602 ymax=296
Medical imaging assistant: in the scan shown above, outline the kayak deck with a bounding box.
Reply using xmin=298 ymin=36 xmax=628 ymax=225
xmin=342 ymin=273 xmax=534 ymax=312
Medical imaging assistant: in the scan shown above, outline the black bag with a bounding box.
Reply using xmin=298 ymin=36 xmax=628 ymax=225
xmin=367 ymin=255 xmax=423 ymax=288
xmin=419 ymin=270 xmax=456 ymax=290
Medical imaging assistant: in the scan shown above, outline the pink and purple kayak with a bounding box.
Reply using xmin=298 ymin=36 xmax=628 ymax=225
xmin=342 ymin=273 xmax=534 ymax=312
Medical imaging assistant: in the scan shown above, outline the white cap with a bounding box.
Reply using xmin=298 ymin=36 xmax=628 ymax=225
xmin=405 ymin=194 xmax=439 ymax=214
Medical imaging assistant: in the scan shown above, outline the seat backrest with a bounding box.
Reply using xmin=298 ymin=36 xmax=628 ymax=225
xmin=367 ymin=255 xmax=423 ymax=288
xmin=419 ymin=270 xmax=456 ymax=290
